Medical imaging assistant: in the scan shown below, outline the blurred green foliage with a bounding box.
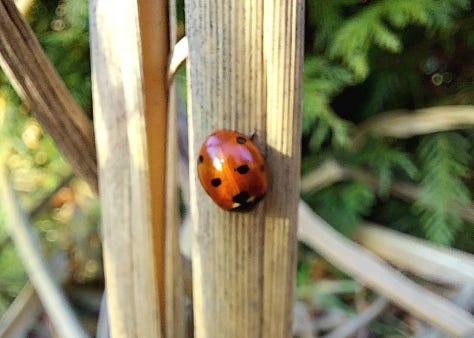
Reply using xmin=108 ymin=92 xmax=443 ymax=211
xmin=302 ymin=0 xmax=473 ymax=248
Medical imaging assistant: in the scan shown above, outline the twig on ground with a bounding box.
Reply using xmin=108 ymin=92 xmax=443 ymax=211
xmin=352 ymin=105 xmax=474 ymax=147
xmin=355 ymin=223 xmax=474 ymax=286
xmin=297 ymin=201 xmax=474 ymax=338
xmin=322 ymin=297 xmax=389 ymax=338
xmin=0 ymin=254 xmax=70 ymax=338
xmin=300 ymin=159 xmax=348 ymax=192
xmin=293 ymin=301 xmax=315 ymax=338
xmin=0 ymin=166 xmax=88 ymax=338
xmin=301 ymin=160 xmax=474 ymax=224
xmin=415 ymin=285 xmax=474 ymax=338
xmin=0 ymin=284 xmax=42 ymax=338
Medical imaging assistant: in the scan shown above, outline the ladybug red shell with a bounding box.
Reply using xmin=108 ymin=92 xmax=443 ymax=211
xmin=197 ymin=129 xmax=268 ymax=211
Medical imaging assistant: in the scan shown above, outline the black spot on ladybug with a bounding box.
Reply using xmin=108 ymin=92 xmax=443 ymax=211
xmin=236 ymin=136 xmax=247 ymax=144
xmin=232 ymin=191 xmax=250 ymax=204
xmin=198 ymin=155 xmax=204 ymax=164
xmin=211 ymin=178 xmax=222 ymax=187
xmin=230 ymin=192 xmax=264 ymax=211
xmin=235 ymin=164 xmax=250 ymax=174
xmin=260 ymin=164 xmax=265 ymax=172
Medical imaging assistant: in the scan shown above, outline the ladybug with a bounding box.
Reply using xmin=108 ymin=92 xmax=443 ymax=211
xmin=197 ymin=129 xmax=268 ymax=211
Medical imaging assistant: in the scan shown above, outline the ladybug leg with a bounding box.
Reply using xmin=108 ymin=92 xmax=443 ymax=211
xmin=249 ymin=129 xmax=257 ymax=141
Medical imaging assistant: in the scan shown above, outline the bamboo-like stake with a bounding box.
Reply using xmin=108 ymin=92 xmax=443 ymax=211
xmin=184 ymin=1 xmax=304 ymax=337
xmin=138 ymin=1 xmax=169 ymax=328
xmin=0 ymin=0 xmax=97 ymax=192
xmin=164 ymin=0 xmax=186 ymax=337
xmin=89 ymin=1 xmax=169 ymax=337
